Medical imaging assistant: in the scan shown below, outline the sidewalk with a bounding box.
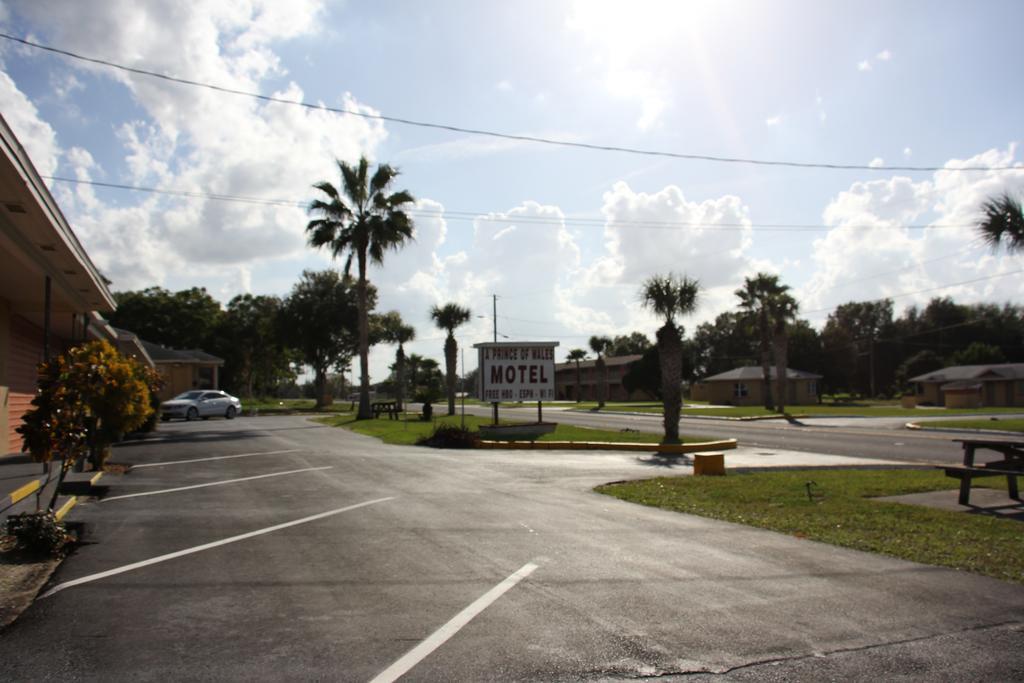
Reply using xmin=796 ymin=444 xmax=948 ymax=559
xmin=1 ymin=453 xmax=103 ymax=523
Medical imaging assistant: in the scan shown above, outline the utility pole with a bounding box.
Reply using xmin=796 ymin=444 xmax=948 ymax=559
xmin=492 ymin=294 xmax=498 ymax=425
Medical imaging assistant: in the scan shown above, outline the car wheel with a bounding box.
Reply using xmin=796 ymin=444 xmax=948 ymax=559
xmin=160 ymin=416 xmax=170 ymax=422
xmin=226 ymin=406 xmax=237 ymax=420
xmin=186 ymin=407 xmax=199 ymax=421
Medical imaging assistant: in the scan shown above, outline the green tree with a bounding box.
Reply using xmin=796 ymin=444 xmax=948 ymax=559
xmin=565 ymin=348 xmax=588 ymax=402
xmin=376 ymin=311 xmax=416 ymax=410
xmin=608 ymin=332 xmax=651 ymax=357
xmin=589 ymin=335 xmax=613 ymax=409
xmin=430 ymin=303 xmax=471 ymax=416
xmin=768 ymin=289 xmax=799 ymax=413
xmin=279 ymin=270 xmax=370 ymax=408
xmin=736 ymin=274 xmax=790 ymax=410
xmin=306 ymin=156 xmax=415 ymax=419
xmin=894 ymin=349 xmax=944 ymax=392
xmin=218 ymin=294 xmax=294 ymax=398
xmin=640 ymin=273 xmax=701 ymax=443
xmin=823 ymin=299 xmax=894 ymax=397
xmin=977 ymin=192 xmax=1024 ymax=253
xmin=691 ymin=311 xmax=757 ymax=378
xmin=950 ymin=341 xmax=1006 ymax=366
xmin=110 ymin=286 xmax=223 ymax=350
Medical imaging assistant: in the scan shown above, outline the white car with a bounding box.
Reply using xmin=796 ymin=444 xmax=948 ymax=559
xmin=160 ymin=390 xmax=242 ymax=421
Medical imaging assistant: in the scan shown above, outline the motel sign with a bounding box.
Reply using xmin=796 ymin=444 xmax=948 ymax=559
xmin=474 ymin=341 xmax=559 ymax=402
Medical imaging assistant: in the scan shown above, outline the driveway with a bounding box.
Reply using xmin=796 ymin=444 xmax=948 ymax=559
xmin=1 ymin=415 xmax=1021 ymax=680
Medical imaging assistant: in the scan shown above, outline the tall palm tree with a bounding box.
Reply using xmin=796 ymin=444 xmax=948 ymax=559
xmin=431 ymin=303 xmax=471 ymax=415
xmin=306 ymin=156 xmax=415 ymax=420
xmin=588 ymin=335 xmax=613 ymax=409
xmin=406 ymin=352 xmax=425 ymax=395
xmin=736 ymin=273 xmax=787 ymax=410
xmin=566 ymin=348 xmax=588 ymax=402
xmin=377 ymin=311 xmax=415 ymax=411
xmin=640 ymin=273 xmax=700 ymax=444
xmin=768 ymin=292 xmax=799 ymax=414
xmin=977 ymin=192 xmax=1024 ymax=253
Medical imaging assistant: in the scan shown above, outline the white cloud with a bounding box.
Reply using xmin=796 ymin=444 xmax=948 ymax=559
xmin=495 ymin=80 xmax=513 ymax=92
xmin=903 ymin=147 xmax=913 ymax=158
xmin=868 ymin=157 xmax=885 ymax=168
xmin=857 ymin=60 xmax=872 ymax=72
xmin=876 ymin=49 xmax=892 ymax=61
xmin=0 ymin=69 xmax=61 ymax=176
xmin=765 ymin=115 xmax=782 ymax=127
xmin=799 ymin=146 xmax=1024 ymax=321
xmin=5 ymin=0 xmax=387 ymax=290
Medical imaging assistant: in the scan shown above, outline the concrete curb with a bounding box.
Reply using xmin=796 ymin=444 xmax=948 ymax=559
xmin=566 ymin=409 xmax=808 ymax=422
xmin=478 ymin=438 xmax=738 ymax=453
xmin=904 ymin=421 xmax=1024 ymax=436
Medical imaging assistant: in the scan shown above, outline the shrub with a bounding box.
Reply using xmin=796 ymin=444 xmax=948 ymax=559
xmin=417 ymin=424 xmax=480 ymax=449
xmin=4 ymin=512 xmax=73 ymax=557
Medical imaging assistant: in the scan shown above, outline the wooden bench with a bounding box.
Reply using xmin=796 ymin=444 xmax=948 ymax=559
xmin=371 ymin=401 xmax=400 ymax=420
xmin=941 ymin=438 xmax=1023 ymax=505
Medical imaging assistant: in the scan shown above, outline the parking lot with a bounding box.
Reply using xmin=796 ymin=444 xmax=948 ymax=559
xmin=2 ymin=415 xmax=1023 ymax=681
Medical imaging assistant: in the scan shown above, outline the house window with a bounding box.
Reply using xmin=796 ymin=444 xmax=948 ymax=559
xmin=733 ymin=383 xmax=748 ymax=398
xmin=916 ymin=383 xmax=925 ymax=395
xmin=808 ymin=380 xmax=817 ymax=396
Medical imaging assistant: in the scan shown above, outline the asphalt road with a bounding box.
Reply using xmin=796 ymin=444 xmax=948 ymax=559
xmin=458 ymin=404 xmax=1023 ymax=465
xmin=1 ymin=415 xmax=1022 ymax=681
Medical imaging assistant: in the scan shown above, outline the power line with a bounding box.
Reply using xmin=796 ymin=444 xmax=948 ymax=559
xmin=8 ymin=32 xmax=1021 ymax=174
xmin=42 ymin=175 xmax=978 ymax=233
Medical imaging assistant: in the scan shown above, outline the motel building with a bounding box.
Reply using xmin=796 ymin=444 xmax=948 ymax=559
xmin=0 ymin=114 xmax=151 ymax=456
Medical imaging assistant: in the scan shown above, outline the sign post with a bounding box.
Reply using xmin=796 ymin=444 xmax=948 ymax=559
xmin=474 ymin=341 xmax=559 ymax=434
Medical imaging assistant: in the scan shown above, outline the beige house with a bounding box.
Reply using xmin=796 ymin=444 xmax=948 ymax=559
xmin=0 ymin=115 xmax=120 ymax=455
xmin=140 ymin=339 xmax=224 ymax=401
xmin=691 ymin=366 xmax=821 ymax=406
xmin=554 ymin=354 xmax=655 ymax=401
xmin=910 ymin=364 xmax=1024 ymax=408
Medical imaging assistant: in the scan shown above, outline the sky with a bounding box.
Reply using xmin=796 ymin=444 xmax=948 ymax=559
xmin=2 ymin=0 xmax=1023 ymax=383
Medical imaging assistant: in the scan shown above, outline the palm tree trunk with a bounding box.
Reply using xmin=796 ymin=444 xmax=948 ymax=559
xmin=596 ymin=357 xmax=607 ymax=408
xmin=356 ymin=248 xmax=372 ymax=420
xmin=774 ymin=330 xmax=788 ymax=414
xmin=395 ymin=346 xmax=406 ymax=411
xmin=574 ymin=361 xmax=581 ymax=402
xmin=759 ymin=312 xmax=773 ymax=410
xmin=658 ymin=322 xmax=682 ymax=443
xmin=444 ymin=334 xmax=457 ymax=416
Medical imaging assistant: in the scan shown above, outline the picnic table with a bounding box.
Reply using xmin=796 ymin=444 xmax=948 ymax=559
xmin=941 ymin=438 xmax=1023 ymax=505
xmin=371 ymin=401 xmax=400 ymax=420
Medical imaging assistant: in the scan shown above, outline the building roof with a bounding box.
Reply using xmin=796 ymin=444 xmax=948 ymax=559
xmin=939 ymin=380 xmax=983 ymax=392
xmin=699 ymin=366 xmax=823 ymax=382
xmin=909 ymin=364 xmax=1024 ymax=383
xmin=140 ymin=339 xmax=224 ymax=365
xmin=555 ymin=354 xmax=642 ymax=371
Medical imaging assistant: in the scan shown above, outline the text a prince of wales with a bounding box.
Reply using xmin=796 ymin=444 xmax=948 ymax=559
xmin=482 ymin=346 xmax=555 ymax=401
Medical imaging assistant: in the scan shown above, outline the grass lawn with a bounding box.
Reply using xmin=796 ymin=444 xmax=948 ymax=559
xmin=314 ymin=412 xmax=712 ymax=446
xmin=597 ymin=469 xmax=1023 ymax=584
xmin=921 ymin=418 xmax=1024 ymax=433
xmin=244 ymin=398 xmax=354 ymax=414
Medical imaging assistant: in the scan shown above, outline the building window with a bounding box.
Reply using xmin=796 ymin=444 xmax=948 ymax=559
xmin=916 ymin=383 xmax=924 ymax=395
xmin=808 ymin=380 xmax=817 ymax=396
xmin=733 ymin=383 xmax=748 ymax=398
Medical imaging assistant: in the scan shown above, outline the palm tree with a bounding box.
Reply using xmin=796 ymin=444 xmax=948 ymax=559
xmin=768 ymin=292 xmax=799 ymax=414
xmin=377 ymin=311 xmax=415 ymax=411
xmin=431 ymin=303 xmax=471 ymax=415
xmin=977 ymin=192 xmax=1024 ymax=253
xmin=588 ymin=335 xmax=613 ymax=409
xmin=306 ymin=156 xmax=415 ymax=419
xmin=640 ymin=273 xmax=700 ymax=443
xmin=736 ymin=273 xmax=788 ymax=411
xmin=406 ymin=352 xmax=425 ymax=395
xmin=566 ymin=348 xmax=588 ymax=402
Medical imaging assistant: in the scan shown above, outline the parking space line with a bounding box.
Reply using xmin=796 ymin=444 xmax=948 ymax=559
xmin=102 ymin=466 xmax=334 ymax=502
xmin=132 ymin=449 xmax=302 ymax=469
xmin=39 ymin=497 xmax=395 ymax=599
xmin=369 ymin=562 xmax=539 ymax=683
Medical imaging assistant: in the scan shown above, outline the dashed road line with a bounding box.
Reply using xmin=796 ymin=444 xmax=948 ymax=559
xmin=38 ymin=497 xmax=395 ymax=599
xmin=369 ymin=562 xmax=540 ymax=683
xmin=131 ymin=448 xmax=302 ymax=469
xmin=102 ymin=466 xmax=333 ymax=501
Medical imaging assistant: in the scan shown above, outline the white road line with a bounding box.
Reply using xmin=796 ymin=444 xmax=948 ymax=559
xmin=102 ymin=466 xmax=333 ymax=502
xmin=38 ymin=497 xmax=395 ymax=599
xmin=131 ymin=449 xmax=302 ymax=468
xmin=369 ymin=562 xmax=539 ymax=683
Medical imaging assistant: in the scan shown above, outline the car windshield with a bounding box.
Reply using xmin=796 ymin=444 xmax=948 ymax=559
xmin=174 ymin=391 xmax=205 ymax=400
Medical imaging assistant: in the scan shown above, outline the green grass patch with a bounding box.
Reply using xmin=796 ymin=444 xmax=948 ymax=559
xmin=244 ymin=398 xmax=354 ymax=414
xmin=314 ymin=412 xmax=712 ymax=446
xmin=921 ymin=418 xmax=1024 ymax=433
xmin=597 ymin=469 xmax=1023 ymax=584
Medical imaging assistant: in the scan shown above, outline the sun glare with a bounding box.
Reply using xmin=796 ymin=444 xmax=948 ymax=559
xmin=568 ymin=0 xmax=714 ymax=54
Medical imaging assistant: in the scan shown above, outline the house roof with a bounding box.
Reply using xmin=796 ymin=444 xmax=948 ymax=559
xmin=140 ymin=339 xmax=224 ymax=365
xmin=699 ymin=366 xmax=823 ymax=382
xmin=555 ymin=354 xmax=642 ymax=371
xmin=939 ymin=380 xmax=983 ymax=392
xmin=909 ymin=364 xmax=1024 ymax=383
